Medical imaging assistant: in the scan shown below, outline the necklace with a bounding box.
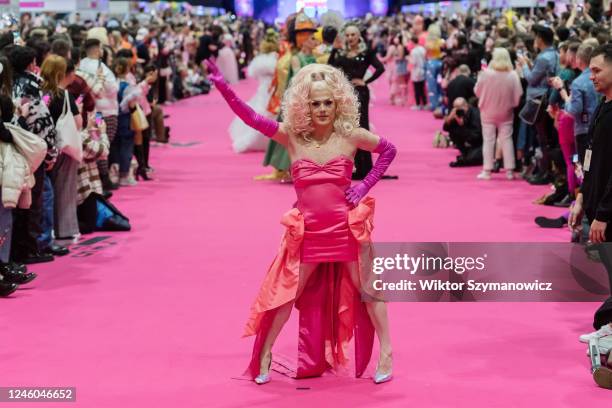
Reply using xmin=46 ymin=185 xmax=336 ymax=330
xmin=304 ymin=132 xmax=333 ymax=148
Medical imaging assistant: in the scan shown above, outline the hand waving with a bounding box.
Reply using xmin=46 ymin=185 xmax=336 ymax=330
xmin=204 ymin=59 xmax=224 ymax=84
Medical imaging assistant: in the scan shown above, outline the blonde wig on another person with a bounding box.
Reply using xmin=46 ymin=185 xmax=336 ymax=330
xmin=222 ymin=33 xmax=235 ymax=48
xmin=260 ymin=29 xmax=280 ymax=54
xmin=340 ymin=23 xmax=367 ymax=55
xmin=426 ymin=23 xmax=442 ymax=41
xmin=281 ymin=63 xmax=360 ymax=138
xmin=109 ymin=30 xmax=123 ymax=51
xmin=489 ymin=47 xmax=513 ymax=71
xmin=40 ymin=54 xmax=67 ymax=96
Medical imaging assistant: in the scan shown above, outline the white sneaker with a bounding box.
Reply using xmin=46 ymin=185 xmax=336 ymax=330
xmin=476 ymin=171 xmax=491 ymax=180
xmin=119 ymin=177 xmax=137 ymax=187
xmin=580 ymin=324 xmax=612 ymax=343
xmin=587 ymin=344 xmax=611 ymax=356
xmin=506 ymin=171 xmax=515 ymax=180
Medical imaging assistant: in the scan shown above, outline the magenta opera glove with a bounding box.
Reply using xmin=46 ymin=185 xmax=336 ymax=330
xmin=204 ymin=59 xmax=279 ymax=138
xmin=345 ymin=137 xmax=397 ymax=207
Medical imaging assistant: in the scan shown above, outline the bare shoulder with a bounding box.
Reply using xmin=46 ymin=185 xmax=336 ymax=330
xmin=279 ymin=122 xmax=288 ymax=134
xmin=348 ymin=127 xmax=379 ymax=151
xmin=348 ymin=127 xmax=371 ymax=139
xmin=273 ymin=122 xmax=290 ymax=146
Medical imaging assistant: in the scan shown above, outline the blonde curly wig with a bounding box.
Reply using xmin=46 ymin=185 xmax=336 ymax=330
xmin=281 ymin=63 xmax=360 ymax=138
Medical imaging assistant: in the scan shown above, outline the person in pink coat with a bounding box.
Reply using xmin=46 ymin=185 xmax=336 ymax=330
xmin=474 ymin=48 xmax=523 ymax=180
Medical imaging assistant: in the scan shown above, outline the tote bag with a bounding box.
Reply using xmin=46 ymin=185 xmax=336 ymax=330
xmin=130 ymin=104 xmax=149 ymax=131
xmin=56 ymin=90 xmax=83 ymax=162
xmin=5 ymin=123 xmax=47 ymax=171
xmin=519 ymin=50 xmax=559 ymax=126
xmin=519 ymin=93 xmax=547 ymax=125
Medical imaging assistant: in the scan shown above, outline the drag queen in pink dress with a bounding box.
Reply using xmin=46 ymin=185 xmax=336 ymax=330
xmin=205 ymin=59 xmax=396 ymax=384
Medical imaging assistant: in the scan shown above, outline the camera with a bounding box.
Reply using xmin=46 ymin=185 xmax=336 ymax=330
xmin=456 ymin=109 xmax=465 ymax=118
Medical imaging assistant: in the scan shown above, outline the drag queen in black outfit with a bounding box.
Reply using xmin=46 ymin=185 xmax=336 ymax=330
xmin=329 ymin=24 xmax=385 ymax=180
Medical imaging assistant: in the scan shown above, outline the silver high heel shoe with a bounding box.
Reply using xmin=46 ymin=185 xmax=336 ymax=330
xmin=254 ymin=352 xmax=272 ymax=385
xmin=373 ymin=371 xmax=393 ymax=384
xmin=373 ymin=352 xmax=393 ymax=384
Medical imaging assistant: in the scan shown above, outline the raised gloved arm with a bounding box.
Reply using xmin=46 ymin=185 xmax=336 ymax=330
xmin=204 ymin=59 xmax=279 ymax=138
xmin=345 ymin=137 xmax=397 ymax=207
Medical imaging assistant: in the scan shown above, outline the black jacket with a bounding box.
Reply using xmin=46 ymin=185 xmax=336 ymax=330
xmin=12 ymin=72 xmax=58 ymax=167
xmin=195 ymin=35 xmax=219 ymax=65
xmin=446 ymin=74 xmax=476 ymax=107
xmin=582 ymin=99 xmax=612 ymax=225
xmin=443 ymin=106 xmax=483 ymax=147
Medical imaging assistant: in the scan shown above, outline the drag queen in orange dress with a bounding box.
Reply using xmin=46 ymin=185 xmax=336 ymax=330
xmin=205 ymin=59 xmax=396 ymax=384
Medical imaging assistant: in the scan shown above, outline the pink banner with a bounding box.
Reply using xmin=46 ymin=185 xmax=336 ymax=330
xmin=19 ymin=1 xmax=45 ymax=7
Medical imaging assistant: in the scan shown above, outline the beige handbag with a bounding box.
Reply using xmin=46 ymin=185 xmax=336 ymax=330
xmin=131 ymin=104 xmax=149 ymax=131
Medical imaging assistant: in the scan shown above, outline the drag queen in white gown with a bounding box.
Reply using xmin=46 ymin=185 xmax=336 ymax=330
xmin=229 ymin=31 xmax=279 ymax=153
xmin=216 ymin=34 xmax=240 ymax=85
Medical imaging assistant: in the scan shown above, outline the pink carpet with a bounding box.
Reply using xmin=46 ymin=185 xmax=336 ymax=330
xmin=0 ymin=76 xmax=608 ymax=407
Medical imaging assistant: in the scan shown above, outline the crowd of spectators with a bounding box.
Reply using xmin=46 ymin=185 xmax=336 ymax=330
xmin=361 ymin=2 xmax=612 ymax=387
xmin=0 ymin=10 xmax=278 ymax=297
xmin=384 ymin=4 xmax=612 ymax=235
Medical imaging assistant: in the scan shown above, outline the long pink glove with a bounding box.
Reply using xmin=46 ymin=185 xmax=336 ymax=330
xmin=204 ymin=59 xmax=279 ymax=138
xmin=345 ymin=138 xmax=397 ymax=207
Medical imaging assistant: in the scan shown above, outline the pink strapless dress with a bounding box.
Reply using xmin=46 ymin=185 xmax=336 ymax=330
xmin=242 ymin=159 xmax=377 ymax=379
xmin=291 ymin=156 xmax=358 ymax=264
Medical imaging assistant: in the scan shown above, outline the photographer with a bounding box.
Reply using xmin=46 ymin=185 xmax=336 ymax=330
xmin=443 ymin=97 xmax=483 ymax=167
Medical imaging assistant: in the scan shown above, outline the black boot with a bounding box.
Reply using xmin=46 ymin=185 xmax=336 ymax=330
xmin=101 ymin=172 xmax=119 ymax=191
xmin=15 ymin=251 xmax=54 ymax=265
xmin=7 ymin=262 xmax=27 ymax=273
xmin=44 ymin=243 xmax=70 ymax=257
xmin=514 ymin=159 xmax=523 ymax=173
xmin=535 ymin=216 xmax=567 ymax=228
xmin=0 ymin=280 xmax=18 ymax=297
xmin=143 ymin=133 xmax=151 ymax=170
xmin=528 ymin=171 xmax=553 ymax=185
xmin=134 ymin=145 xmax=151 ymax=181
xmin=0 ymin=264 xmax=37 ymax=285
xmin=142 ymin=129 xmax=151 ymax=171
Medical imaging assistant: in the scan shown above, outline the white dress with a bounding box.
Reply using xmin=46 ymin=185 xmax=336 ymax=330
xmin=216 ymin=45 xmax=239 ymax=85
xmin=229 ymin=52 xmax=278 ymax=153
